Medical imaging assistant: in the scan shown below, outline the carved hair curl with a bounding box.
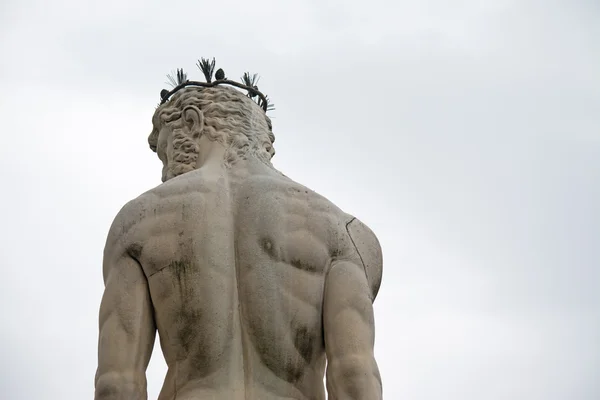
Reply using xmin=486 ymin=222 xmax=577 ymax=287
xmin=149 ymin=86 xmax=275 ymax=177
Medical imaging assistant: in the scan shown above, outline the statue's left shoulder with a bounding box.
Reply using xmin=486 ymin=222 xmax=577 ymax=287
xmin=103 ymin=191 xmax=158 ymax=259
xmin=345 ymin=217 xmax=383 ymax=300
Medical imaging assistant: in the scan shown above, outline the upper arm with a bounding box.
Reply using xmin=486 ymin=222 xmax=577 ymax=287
xmin=95 ymin=208 xmax=156 ymax=399
xmin=323 ymin=218 xmax=383 ymax=399
xmin=346 ymin=217 xmax=383 ymax=299
xmin=323 ymin=260 xmax=382 ymax=399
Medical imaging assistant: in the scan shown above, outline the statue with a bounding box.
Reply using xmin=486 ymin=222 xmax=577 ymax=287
xmin=95 ymin=61 xmax=383 ymax=400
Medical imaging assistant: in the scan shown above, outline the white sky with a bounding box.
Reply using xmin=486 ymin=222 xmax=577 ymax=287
xmin=1 ymin=0 xmax=599 ymax=399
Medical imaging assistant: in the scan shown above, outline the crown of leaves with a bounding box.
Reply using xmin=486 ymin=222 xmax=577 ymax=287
xmin=159 ymin=57 xmax=274 ymax=112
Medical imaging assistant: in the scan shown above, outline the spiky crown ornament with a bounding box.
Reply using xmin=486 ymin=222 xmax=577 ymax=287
xmin=160 ymin=57 xmax=274 ymax=112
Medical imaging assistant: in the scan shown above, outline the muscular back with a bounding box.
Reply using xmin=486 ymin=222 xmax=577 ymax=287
xmin=96 ymin=160 xmax=382 ymax=400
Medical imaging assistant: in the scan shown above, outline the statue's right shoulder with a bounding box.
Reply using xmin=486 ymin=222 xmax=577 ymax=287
xmin=345 ymin=217 xmax=383 ymax=300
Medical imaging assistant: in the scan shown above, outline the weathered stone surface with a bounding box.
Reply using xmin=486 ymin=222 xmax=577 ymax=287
xmin=95 ymin=86 xmax=383 ymax=399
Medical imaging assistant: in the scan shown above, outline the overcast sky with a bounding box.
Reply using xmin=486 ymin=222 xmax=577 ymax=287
xmin=1 ymin=0 xmax=599 ymax=399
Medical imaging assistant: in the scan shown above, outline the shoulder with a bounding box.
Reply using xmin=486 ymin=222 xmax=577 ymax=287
xmin=105 ymin=172 xmax=210 ymax=247
xmin=273 ymin=175 xmax=383 ymax=299
xmin=102 ymin=192 xmax=160 ymax=281
xmin=244 ymin=172 xmax=384 ymax=296
xmin=104 ymin=192 xmax=157 ymax=259
xmin=343 ymin=217 xmax=383 ymax=300
xmin=248 ymin=172 xmax=340 ymax=210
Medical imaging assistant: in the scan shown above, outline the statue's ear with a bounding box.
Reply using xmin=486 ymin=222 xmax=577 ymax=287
xmin=182 ymin=105 xmax=204 ymax=138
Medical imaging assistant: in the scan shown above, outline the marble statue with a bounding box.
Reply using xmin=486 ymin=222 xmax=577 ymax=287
xmin=95 ymin=73 xmax=383 ymax=399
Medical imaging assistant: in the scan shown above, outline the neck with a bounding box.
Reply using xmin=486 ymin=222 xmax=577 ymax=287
xmin=195 ymin=135 xmax=227 ymax=171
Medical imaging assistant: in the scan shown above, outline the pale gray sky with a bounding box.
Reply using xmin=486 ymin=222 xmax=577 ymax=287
xmin=1 ymin=0 xmax=599 ymax=399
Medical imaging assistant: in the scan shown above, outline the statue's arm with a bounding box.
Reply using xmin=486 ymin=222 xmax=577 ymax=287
xmin=95 ymin=211 xmax=156 ymax=400
xmin=323 ymin=219 xmax=383 ymax=399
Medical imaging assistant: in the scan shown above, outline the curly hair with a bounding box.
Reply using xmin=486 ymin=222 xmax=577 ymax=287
xmin=148 ymin=86 xmax=275 ymax=176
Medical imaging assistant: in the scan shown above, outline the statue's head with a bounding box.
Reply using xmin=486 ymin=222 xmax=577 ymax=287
xmin=148 ymin=86 xmax=275 ymax=181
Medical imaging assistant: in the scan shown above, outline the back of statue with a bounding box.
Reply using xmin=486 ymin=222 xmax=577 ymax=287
xmin=95 ymin=64 xmax=383 ymax=400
